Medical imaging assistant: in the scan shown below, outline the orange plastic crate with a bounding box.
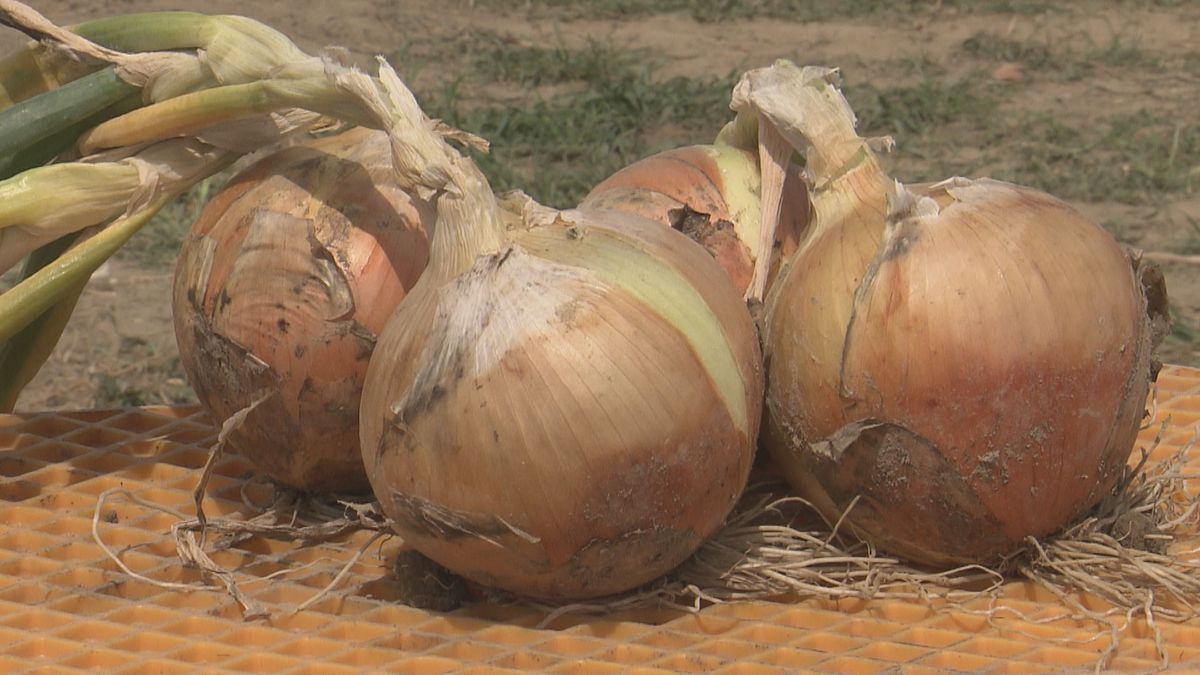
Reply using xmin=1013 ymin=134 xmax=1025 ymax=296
xmin=1 ymin=365 xmax=1198 ymax=673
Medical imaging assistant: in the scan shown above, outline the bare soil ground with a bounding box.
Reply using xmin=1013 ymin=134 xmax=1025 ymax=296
xmin=4 ymin=0 xmax=1199 ymax=412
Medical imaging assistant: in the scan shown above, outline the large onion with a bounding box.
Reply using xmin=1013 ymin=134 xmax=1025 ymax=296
xmin=173 ymin=127 xmax=431 ymax=493
xmin=741 ymin=62 xmax=1168 ymax=567
xmin=349 ymin=64 xmax=762 ymax=600
xmin=581 ymin=141 xmax=809 ymax=296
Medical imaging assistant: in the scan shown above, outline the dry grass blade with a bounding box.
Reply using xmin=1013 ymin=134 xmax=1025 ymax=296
xmin=175 ymin=395 xmax=390 ymax=618
xmin=192 ymin=393 xmax=269 ymax=547
xmin=1143 ymin=251 xmax=1200 ymax=265
xmin=290 ymin=530 xmax=388 ymax=615
xmin=91 ymin=487 xmax=219 ymax=594
xmin=93 ymin=395 xmax=392 ymax=619
xmin=165 ymin=484 xmax=391 ymax=618
xmin=521 ymin=482 xmax=1008 ymax=628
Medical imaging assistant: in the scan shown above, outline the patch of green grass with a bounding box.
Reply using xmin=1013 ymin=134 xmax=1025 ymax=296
xmin=472 ymin=41 xmax=640 ymax=86
xmin=464 ymin=0 xmax=1053 ymax=22
xmin=430 ymin=46 xmax=1008 ymax=207
xmin=424 ymin=53 xmax=736 ymax=207
xmin=1115 ymin=0 xmax=1193 ymax=8
xmin=961 ymin=31 xmax=1055 ymax=69
xmin=685 ymin=0 xmax=895 ymax=22
xmin=961 ymin=29 xmax=1161 ymax=78
xmin=847 ymin=77 xmax=997 ymax=139
xmin=999 ymin=113 xmax=1199 ymax=203
xmin=1166 ymin=307 xmax=1198 ymax=352
xmin=971 ymin=0 xmax=1056 ymax=12
xmin=1180 ymin=215 xmax=1200 ymax=255
xmin=1180 ymin=52 xmax=1200 ymax=76
xmin=1086 ymin=33 xmax=1158 ymax=69
xmin=827 ymin=71 xmax=1197 ymax=207
xmin=464 ymin=0 xmax=892 ymax=21
xmin=833 ymin=76 xmax=999 ymax=185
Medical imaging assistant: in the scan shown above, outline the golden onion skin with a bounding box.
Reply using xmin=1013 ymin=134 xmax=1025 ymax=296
xmin=763 ymin=177 xmax=1165 ymax=566
xmin=173 ymin=128 xmax=431 ymax=493
xmin=360 ymin=207 xmax=762 ymax=600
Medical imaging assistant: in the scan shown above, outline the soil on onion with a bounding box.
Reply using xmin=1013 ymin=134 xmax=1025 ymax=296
xmin=3 ymin=0 xmax=1198 ymax=412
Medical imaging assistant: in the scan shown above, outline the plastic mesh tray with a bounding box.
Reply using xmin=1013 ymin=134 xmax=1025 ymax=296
xmin=2 ymin=366 xmax=1199 ymax=673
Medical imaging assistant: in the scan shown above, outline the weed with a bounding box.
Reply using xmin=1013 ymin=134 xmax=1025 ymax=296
xmin=962 ymin=27 xmax=1161 ymax=80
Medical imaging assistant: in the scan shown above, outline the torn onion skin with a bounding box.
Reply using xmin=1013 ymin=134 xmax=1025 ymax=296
xmin=741 ymin=62 xmax=1169 ymax=568
xmin=173 ymin=127 xmax=431 ymax=493
xmin=580 ymin=144 xmax=809 ymax=296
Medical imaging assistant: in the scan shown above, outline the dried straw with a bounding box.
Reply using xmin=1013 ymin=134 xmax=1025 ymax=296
xmin=92 ymin=396 xmax=393 ymax=619
xmin=517 ymin=421 xmax=1199 ymax=672
xmin=94 ymin=395 xmax=1198 ymax=670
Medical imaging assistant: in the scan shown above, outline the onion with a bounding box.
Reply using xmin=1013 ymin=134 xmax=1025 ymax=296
xmin=349 ymin=64 xmax=762 ymax=600
xmin=580 ymin=142 xmax=809 ymax=296
xmin=740 ymin=62 xmax=1169 ymax=567
xmin=173 ymin=127 xmax=431 ymax=493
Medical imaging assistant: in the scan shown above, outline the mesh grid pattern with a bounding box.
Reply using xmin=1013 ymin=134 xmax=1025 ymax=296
xmin=0 ymin=366 xmax=1198 ymax=673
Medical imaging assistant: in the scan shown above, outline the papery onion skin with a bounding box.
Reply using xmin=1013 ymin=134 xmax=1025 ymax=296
xmin=763 ymin=176 xmax=1166 ymax=567
xmin=580 ymin=144 xmax=808 ymax=295
xmin=360 ymin=205 xmax=762 ymax=601
xmin=173 ymin=127 xmax=431 ymax=494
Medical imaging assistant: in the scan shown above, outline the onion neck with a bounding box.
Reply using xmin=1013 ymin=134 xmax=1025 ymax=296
xmin=332 ymin=60 xmax=506 ymax=285
xmin=801 ymin=150 xmax=893 ymax=253
xmin=422 ymin=157 xmax=506 ymax=283
xmin=733 ymin=62 xmax=897 ymax=257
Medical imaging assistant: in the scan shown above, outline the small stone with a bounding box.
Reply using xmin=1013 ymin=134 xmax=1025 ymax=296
xmin=991 ymin=62 xmax=1025 ymax=83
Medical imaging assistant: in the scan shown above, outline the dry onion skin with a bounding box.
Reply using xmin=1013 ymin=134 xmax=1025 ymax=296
xmin=580 ymin=141 xmax=809 ymax=296
xmin=173 ymin=127 xmax=432 ymax=494
xmin=348 ymin=63 xmax=762 ymax=601
xmin=742 ymin=62 xmax=1169 ymax=568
